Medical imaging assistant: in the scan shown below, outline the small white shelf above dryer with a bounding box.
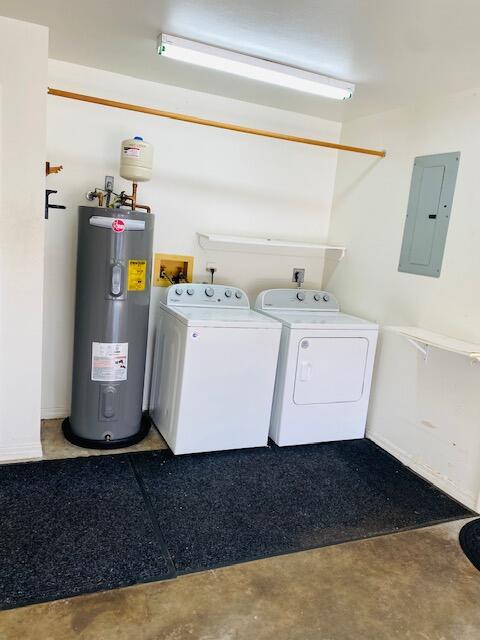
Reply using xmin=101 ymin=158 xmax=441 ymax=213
xmin=197 ymin=233 xmax=346 ymax=260
xmin=385 ymin=326 xmax=480 ymax=362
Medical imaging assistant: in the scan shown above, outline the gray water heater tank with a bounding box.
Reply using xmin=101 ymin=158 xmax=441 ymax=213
xmin=63 ymin=206 xmax=154 ymax=448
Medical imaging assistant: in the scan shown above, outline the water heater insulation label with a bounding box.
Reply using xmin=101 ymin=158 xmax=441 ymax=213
xmin=91 ymin=342 xmax=128 ymax=382
xmin=128 ymin=260 xmax=147 ymax=291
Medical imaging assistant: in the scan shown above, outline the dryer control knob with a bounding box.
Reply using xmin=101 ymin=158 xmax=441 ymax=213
xmin=323 ymin=294 xmax=330 ymax=302
xmin=205 ymin=287 xmax=214 ymax=297
xmin=313 ymin=293 xmax=321 ymax=301
xmin=175 ymin=287 xmax=183 ymax=295
xmin=297 ymin=292 xmax=305 ymax=301
xmin=235 ymin=291 xmax=242 ymax=299
xmin=225 ymin=289 xmax=232 ymax=298
xmin=186 ymin=288 xmax=194 ymax=296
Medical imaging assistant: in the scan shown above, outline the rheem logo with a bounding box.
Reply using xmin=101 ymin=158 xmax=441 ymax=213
xmin=112 ymin=219 xmax=125 ymax=233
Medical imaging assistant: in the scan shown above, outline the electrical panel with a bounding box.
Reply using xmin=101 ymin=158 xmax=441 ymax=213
xmin=398 ymin=152 xmax=460 ymax=277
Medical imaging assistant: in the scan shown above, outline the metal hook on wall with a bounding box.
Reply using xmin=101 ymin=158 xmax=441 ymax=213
xmin=45 ymin=161 xmax=66 ymax=219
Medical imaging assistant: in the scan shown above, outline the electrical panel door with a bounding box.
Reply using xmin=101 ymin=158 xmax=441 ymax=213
xmin=398 ymin=152 xmax=460 ymax=277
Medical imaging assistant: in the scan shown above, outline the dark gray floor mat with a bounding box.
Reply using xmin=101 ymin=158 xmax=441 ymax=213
xmin=132 ymin=439 xmax=472 ymax=574
xmin=0 ymin=455 xmax=173 ymax=610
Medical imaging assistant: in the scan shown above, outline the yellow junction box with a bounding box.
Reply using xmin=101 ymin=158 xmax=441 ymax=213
xmin=153 ymin=253 xmax=194 ymax=287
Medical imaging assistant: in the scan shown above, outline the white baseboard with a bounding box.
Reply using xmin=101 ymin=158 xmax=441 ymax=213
xmin=0 ymin=442 xmax=42 ymax=463
xmin=41 ymin=407 xmax=68 ymax=420
xmin=368 ymin=431 xmax=476 ymax=511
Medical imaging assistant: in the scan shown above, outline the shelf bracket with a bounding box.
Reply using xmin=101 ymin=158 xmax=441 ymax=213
xmin=323 ymin=247 xmax=346 ymax=262
xmin=407 ymin=338 xmax=429 ymax=361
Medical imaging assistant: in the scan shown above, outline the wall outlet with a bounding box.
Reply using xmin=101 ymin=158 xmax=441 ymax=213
xmin=206 ymin=262 xmax=217 ymax=284
xmin=292 ymin=268 xmax=305 ymax=285
xmin=104 ymin=175 xmax=114 ymax=192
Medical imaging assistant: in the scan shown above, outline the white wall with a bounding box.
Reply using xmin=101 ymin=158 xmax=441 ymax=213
xmin=0 ymin=17 xmax=48 ymax=460
xmin=327 ymin=88 xmax=480 ymax=509
xmin=43 ymin=60 xmax=340 ymax=418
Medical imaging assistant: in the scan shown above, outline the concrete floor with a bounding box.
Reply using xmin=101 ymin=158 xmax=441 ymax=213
xmin=40 ymin=418 xmax=168 ymax=461
xmin=2 ymin=424 xmax=478 ymax=638
xmin=0 ymin=518 xmax=478 ymax=640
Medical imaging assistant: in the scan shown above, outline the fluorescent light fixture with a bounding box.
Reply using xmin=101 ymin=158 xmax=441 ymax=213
xmin=157 ymin=34 xmax=354 ymax=100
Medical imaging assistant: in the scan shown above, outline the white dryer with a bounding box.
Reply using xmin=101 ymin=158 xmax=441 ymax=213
xmin=150 ymin=283 xmax=281 ymax=454
xmin=255 ymin=289 xmax=378 ymax=446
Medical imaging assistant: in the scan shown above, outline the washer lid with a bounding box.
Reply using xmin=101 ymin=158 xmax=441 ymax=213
xmin=260 ymin=310 xmax=378 ymax=330
xmin=162 ymin=305 xmax=282 ymax=329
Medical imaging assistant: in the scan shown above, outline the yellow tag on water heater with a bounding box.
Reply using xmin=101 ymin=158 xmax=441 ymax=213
xmin=127 ymin=260 xmax=147 ymax=291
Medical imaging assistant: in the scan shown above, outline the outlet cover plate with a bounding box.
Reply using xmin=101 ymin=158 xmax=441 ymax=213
xmin=292 ymin=268 xmax=305 ymax=284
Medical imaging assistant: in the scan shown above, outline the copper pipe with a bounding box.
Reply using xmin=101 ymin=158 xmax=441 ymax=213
xmin=123 ymin=182 xmax=137 ymax=210
xmin=129 ymin=182 xmax=137 ymax=210
xmin=124 ymin=182 xmax=151 ymax=213
xmin=135 ymin=203 xmax=152 ymax=213
xmin=48 ymin=87 xmax=386 ymax=158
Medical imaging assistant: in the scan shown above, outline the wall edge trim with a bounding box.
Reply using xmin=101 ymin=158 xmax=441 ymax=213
xmin=0 ymin=442 xmax=42 ymax=463
xmin=41 ymin=407 xmax=69 ymax=420
xmin=368 ymin=431 xmax=476 ymax=510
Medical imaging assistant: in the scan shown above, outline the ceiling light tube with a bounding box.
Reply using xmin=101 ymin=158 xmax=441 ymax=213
xmin=157 ymin=34 xmax=354 ymax=100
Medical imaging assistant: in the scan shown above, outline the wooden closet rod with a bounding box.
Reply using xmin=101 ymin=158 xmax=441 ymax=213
xmin=48 ymin=88 xmax=386 ymax=158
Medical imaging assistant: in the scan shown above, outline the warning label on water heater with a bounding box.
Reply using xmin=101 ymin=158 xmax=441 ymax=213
xmin=128 ymin=260 xmax=147 ymax=291
xmin=91 ymin=342 xmax=128 ymax=382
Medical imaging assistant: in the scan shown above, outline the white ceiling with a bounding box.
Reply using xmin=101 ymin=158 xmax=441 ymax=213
xmin=2 ymin=0 xmax=480 ymax=121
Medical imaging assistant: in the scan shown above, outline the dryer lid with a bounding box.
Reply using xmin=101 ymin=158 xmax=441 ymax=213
xmin=259 ymin=310 xmax=378 ymax=331
xmin=162 ymin=305 xmax=282 ymax=329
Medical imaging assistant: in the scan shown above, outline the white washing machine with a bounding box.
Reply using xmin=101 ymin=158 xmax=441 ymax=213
xmin=149 ymin=283 xmax=282 ymax=454
xmin=255 ymin=289 xmax=378 ymax=446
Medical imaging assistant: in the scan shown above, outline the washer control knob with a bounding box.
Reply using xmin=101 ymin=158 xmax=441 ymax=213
xmin=186 ymin=288 xmax=194 ymax=296
xmin=313 ymin=293 xmax=321 ymax=301
xmin=323 ymin=294 xmax=330 ymax=302
xmin=297 ymin=291 xmax=305 ymax=301
xmin=225 ymin=289 xmax=232 ymax=298
xmin=175 ymin=287 xmax=183 ymax=295
xmin=205 ymin=287 xmax=214 ymax=297
xmin=235 ymin=290 xmax=242 ymax=299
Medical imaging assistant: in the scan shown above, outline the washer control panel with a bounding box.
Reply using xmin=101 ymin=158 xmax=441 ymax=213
xmin=255 ymin=289 xmax=340 ymax=312
xmin=165 ymin=283 xmax=250 ymax=308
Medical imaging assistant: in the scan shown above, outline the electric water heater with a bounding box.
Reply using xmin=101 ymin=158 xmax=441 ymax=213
xmin=63 ymin=206 xmax=154 ymax=448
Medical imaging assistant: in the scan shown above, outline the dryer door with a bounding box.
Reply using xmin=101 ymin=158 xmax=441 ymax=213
xmin=294 ymin=337 xmax=369 ymax=405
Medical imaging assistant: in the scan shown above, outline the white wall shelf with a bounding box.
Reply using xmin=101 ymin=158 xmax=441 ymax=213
xmin=197 ymin=233 xmax=346 ymax=260
xmin=385 ymin=326 xmax=480 ymax=362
